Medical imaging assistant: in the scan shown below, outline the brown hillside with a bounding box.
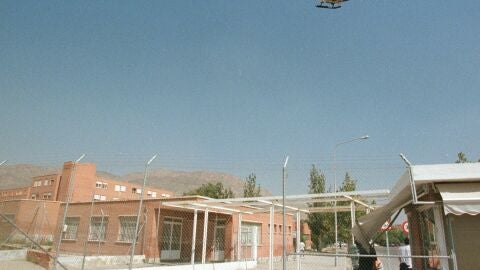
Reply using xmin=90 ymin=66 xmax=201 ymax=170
xmin=0 ymin=164 xmax=59 ymax=189
xmin=0 ymin=165 xmax=270 ymax=197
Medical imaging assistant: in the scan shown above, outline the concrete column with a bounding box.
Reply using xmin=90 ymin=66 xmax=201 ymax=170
xmin=237 ymin=213 xmax=242 ymax=261
xmin=433 ymin=205 xmax=450 ymax=270
xmin=269 ymin=206 xmax=274 ymax=270
xmin=201 ymin=209 xmax=209 ymax=264
xmin=252 ymin=226 xmax=258 ymax=260
xmin=351 ymin=201 xmax=356 ymax=244
xmin=191 ymin=209 xmax=198 ymax=267
xmin=296 ymin=211 xmax=301 ymax=270
xmin=155 ymin=202 xmax=162 ymax=264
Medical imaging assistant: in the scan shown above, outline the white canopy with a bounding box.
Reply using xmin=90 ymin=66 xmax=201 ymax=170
xmin=437 ymin=182 xmax=480 ymax=215
xmin=353 ymin=162 xmax=480 ymax=249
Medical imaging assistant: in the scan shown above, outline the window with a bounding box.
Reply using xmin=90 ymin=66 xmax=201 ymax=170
xmin=114 ymin=185 xmax=120 ymax=192
xmin=62 ymin=217 xmax=79 ymax=240
xmin=93 ymin=194 xmax=106 ymax=201
xmin=43 ymin=192 xmax=52 ymax=199
xmin=88 ymin=216 xmax=108 ymax=241
xmin=50 ymin=179 xmax=54 ymax=185
xmin=33 ymin=181 xmax=42 ymax=187
xmin=132 ymin=188 xmax=142 ymax=194
xmin=31 ymin=194 xmax=37 ymax=199
xmin=44 ymin=180 xmax=49 ymax=186
xmin=151 ymin=192 xmax=157 ymax=198
xmin=241 ymin=222 xmax=262 ymax=246
xmin=1 ymin=214 xmax=15 ymax=223
xmin=118 ymin=216 xmax=137 ymax=242
xmin=120 ymin=185 xmax=126 ymax=192
xmin=96 ymin=181 xmax=108 ymax=189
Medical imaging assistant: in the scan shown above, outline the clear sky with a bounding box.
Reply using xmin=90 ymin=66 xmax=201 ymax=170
xmin=1 ymin=0 xmax=479 ymax=195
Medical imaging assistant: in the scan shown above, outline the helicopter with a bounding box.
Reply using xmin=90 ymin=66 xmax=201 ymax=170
xmin=316 ymin=0 xmax=349 ymax=9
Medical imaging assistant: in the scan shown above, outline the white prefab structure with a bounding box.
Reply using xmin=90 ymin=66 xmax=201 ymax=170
xmin=353 ymin=162 xmax=480 ymax=270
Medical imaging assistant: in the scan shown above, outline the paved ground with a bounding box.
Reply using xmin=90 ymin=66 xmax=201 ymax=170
xmin=0 ymin=260 xmax=45 ymax=270
xmin=256 ymin=255 xmax=352 ymax=270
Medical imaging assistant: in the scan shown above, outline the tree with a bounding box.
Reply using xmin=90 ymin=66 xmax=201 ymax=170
xmin=337 ymin=172 xmax=357 ymax=243
xmin=184 ymin=182 xmax=234 ymax=199
xmin=243 ymin=173 xmax=261 ymax=197
xmin=455 ymin=152 xmax=480 ymax=163
xmin=455 ymin=152 xmax=468 ymax=163
xmin=336 ymin=173 xmax=368 ymax=245
xmin=306 ymin=165 xmax=333 ymax=249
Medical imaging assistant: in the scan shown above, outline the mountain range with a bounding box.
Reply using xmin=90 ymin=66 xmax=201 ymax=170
xmin=0 ymin=164 xmax=269 ymax=197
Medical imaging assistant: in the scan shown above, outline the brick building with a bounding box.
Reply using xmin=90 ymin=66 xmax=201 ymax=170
xmin=54 ymin=197 xmax=295 ymax=262
xmin=0 ymin=161 xmax=296 ymax=266
xmin=1 ymin=161 xmax=175 ymax=202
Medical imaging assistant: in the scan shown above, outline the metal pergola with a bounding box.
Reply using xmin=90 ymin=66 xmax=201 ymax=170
xmin=162 ymin=189 xmax=390 ymax=270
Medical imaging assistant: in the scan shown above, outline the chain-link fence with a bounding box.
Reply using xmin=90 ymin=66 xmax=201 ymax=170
xmin=1 ymin=159 xmax=477 ymax=270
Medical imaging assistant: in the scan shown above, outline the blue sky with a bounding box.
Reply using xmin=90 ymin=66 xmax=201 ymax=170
xmin=1 ymin=0 xmax=479 ymax=195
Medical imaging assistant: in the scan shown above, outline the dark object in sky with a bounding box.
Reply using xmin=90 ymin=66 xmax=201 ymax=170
xmin=316 ymin=0 xmax=349 ymax=9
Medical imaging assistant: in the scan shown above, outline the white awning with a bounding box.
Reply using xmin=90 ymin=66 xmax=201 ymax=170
xmin=352 ymin=170 xmax=413 ymax=249
xmin=353 ymin=162 xmax=480 ymax=249
xmin=437 ymin=182 xmax=480 ymax=215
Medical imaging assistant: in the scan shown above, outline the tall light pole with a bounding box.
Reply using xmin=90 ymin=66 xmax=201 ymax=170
xmin=282 ymin=155 xmax=289 ymax=270
xmin=333 ymin=135 xmax=368 ymax=265
xmin=129 ymin=154 xmax=157 ymax=270
xmin=53 ymin=154 xmax=86 ymax=270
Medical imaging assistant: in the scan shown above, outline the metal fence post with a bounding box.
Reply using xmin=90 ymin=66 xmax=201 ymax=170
xmin=81 ymin=193 xmax=96 ymax=270
xmin=129 ymin=154 xmax=157 ymax=270
xmin=53 ymin=154 xmax=85 ymax=270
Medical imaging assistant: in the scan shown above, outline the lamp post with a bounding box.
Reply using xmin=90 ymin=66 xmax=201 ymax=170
xmin=333 ymin=135 xmax=368 ymax=265
xmin=282 ymin=155 xmax=289 ymax=270
xmin=129 ymin=154 xmax=157 ymax=270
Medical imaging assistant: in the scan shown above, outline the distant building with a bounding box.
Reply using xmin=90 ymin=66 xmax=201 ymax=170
xmin=1 ymin=161 xmax=175 ymax=202
xmin=0 ymin=161 xmax=296 ymax=266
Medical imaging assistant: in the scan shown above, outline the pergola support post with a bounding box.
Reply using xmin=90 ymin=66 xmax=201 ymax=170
xmin=296 ymin=211 xmax=301 ymax=270
xmin=202 ymin=209 xmax=209 ymax=264
xmin=351 ymin=201 xmax=356 ymax=244
xmin=191 ymin=209 xmax=198 ymax=267
xmin=237 ymin=213 xmax=242 ymax=261
xmin=269 ymin=206 xmax=274 ymax=270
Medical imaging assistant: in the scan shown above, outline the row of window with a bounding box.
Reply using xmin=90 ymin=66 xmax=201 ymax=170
xmin=33 ymin=179 xmax=54 ymax=187
xmin=95 ymin=181 xmax=108 ymax=189
xmin=105 ymin=183 xmax=170 ymax=198
xmin=31 ymin=192 xmax=52 ymax=200
xmin=63 ymin=216 xmax=138 ymax=243
xmin=1 ymin=190 xmax=25 ymax=196
xmin=268 ymin=224 xmax=292 ymax=234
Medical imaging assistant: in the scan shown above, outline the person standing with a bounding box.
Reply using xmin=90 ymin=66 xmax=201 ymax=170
xmin=399 ymin=238 xmax=412 ymax=269
xmin=299 ymin=241 xmax=305 ymax=257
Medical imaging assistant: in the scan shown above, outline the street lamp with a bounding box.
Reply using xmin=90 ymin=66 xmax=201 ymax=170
xmin=129 ymin=154 xmax=157 ymax=270
xmin=333 ymin=135 xmax=368 ymax=265
xmin=54 ymin=154 xmax=86 ymax=270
